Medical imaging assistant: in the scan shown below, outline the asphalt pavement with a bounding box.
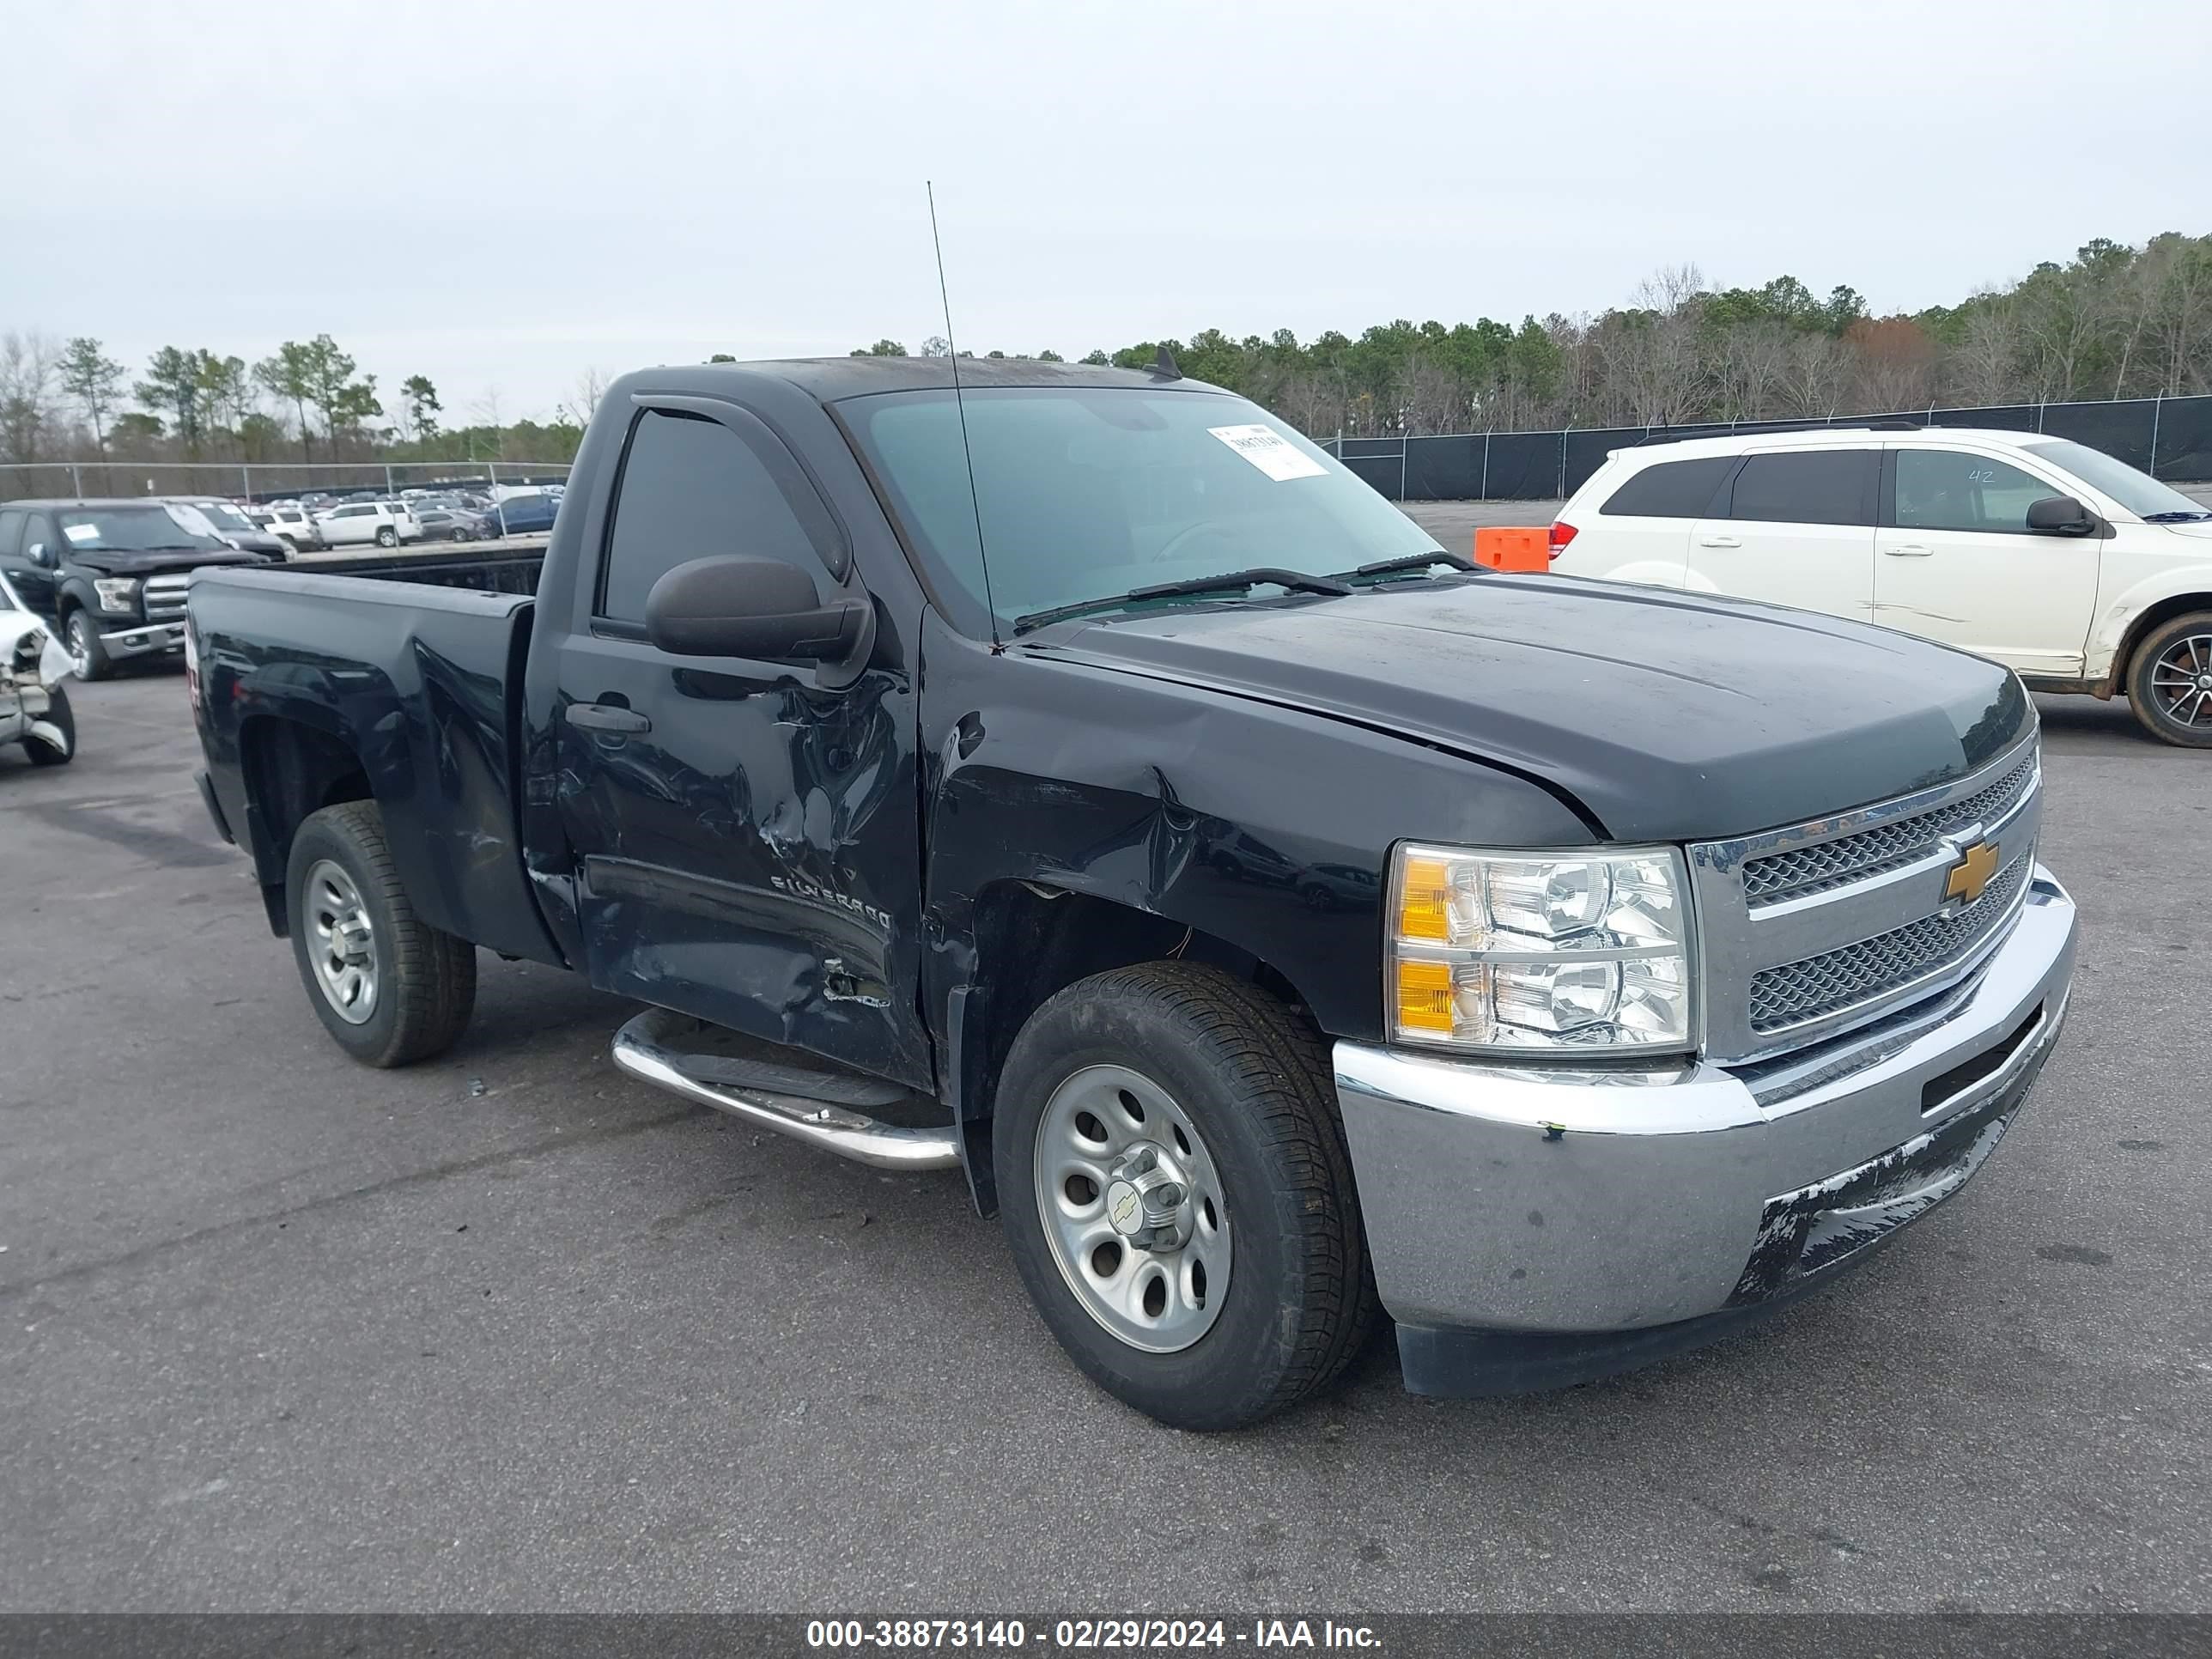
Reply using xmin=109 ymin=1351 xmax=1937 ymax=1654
xmin=2 ymin=634 xmax=2208 ymax=1612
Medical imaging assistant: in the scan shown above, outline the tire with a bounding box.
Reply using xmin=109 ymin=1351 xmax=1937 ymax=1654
xmin=23 ymin=682 xmax=74 ymax=765
xmin=285 ymin=800 xmax=477 ymax=1066
xmin=2128 ymin=611 xmax=2212 ymax=748
xmin=63 ymin=610 xmax=111 ymax=681
xmin=994 ymin=962 xmax=1380 ymax=1431
xmin=277 ymin=535 xmax=301 ymax=558
xmin=374 ymin=526 xmax=398 ymax=548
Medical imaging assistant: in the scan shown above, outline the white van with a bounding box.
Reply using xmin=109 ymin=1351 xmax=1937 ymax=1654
xmin=1550 ymin=427 xmax=2212 ymax=745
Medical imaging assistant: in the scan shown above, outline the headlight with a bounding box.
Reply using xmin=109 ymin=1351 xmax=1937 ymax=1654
xmin=94 ymin=577 xmax=140 ymax=614
xmin=1387 ymin=843 xmax=1697 ymax=1054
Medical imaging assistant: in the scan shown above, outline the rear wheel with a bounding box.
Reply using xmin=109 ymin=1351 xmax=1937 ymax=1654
xmin=22 ymin=683 xmax=74 ymax=765
xmin=286 ymin=800 xmax=477 ymax=1066
xmin=994 ymin=962 xmax=1378 ymax=1430
xmin=62 ymin=610 xmax=111 ymax=681
xmin=2128 ymin=612 xmax=2212 ymax=748
xmin=374 ymin=526 xmax=398 ymax=548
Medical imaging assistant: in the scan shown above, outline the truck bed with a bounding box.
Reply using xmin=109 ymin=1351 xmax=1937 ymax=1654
xmin=284 ymin=540 xmax=547 ymax=594
xmin=188 ymin=557 xmax=563 ymax=966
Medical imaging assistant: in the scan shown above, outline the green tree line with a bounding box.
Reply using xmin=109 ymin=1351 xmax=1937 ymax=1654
xmin=856 ymin=232 xmax=2212 ymax=438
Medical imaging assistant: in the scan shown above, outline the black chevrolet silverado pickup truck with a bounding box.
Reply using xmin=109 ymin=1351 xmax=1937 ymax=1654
xmin=188 ymin=357 xmax=2077 ymax=1429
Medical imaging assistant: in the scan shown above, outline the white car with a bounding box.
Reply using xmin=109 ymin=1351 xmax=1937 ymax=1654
xmin=313 ymin=501 xmax=424 ymax=549
xmin=253 ymin=504 xmax=323 ymax=552
xmin=0 ymin=571 xmax=75 ymax=767
xmin=1549 ymin=426 xmax=2212 ymax=745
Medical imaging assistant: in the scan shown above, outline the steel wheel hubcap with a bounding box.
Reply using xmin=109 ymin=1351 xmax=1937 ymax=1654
xmin=2150 ymin=635 xmax=2212 ymax=727
xmin=304 ymin=859 xmax=379 ymax=1024
xmin=1033 ymin=1064 xmax=1231 ymax=1353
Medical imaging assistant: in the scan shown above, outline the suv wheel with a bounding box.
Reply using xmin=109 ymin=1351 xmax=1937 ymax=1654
xmin=374 ymin=526 xmax=398 ymax=548
xmin=2128 ymin=612 xmax=2212 ymax=748
xmin=63 ymin=611 xmax=111 ymax=681
xmin=994 ymin=962 xmax=1379 ymax=1430
xmin=285 ymin=800 xmax=477 ymax=1066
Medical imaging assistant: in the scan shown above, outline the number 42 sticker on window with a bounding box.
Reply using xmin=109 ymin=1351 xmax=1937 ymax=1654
xmin=1209 ymin=423 xmax=1328 ymax=482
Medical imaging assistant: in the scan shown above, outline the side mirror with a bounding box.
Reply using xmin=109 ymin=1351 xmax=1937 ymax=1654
xmin=644 ymin=555 xmax=870 ymax=664
xmin=27 ymin=543 xmax=52 ymax=567
xmin=2026 ymin=495 xmax=2098 ymax=537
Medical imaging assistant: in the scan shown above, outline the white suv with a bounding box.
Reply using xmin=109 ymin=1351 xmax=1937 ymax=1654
xmin=313 ymin=501 xmax=424 ymax=549
xmin=1550 ymin=427 xmax=2212 ymax=745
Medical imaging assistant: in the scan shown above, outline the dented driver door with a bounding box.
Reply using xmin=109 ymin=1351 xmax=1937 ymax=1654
xmin=550 ymin=398 xmax=932 ymax=1089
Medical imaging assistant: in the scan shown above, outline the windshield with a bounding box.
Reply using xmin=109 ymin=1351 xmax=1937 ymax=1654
xmin=192 ymin=501 xmax=258 ymax=532
xmin=841 ymin=386 xmax=1443 ymax=635
xmin=2021 ymin=439 xmax=2207 ymax=519
xmin=55 ymin=507 xmax=228 ymax=553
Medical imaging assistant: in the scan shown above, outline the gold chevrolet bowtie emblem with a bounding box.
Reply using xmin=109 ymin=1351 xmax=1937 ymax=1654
xmin=1945 ymin=840 xmax=2000 ymax=905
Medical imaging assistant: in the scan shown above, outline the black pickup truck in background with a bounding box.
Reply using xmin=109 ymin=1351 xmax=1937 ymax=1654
xmin=0 ymin=499 xmax=274 ymax=679
xmin=186 ymin=357 xmax=2077 ymax=1428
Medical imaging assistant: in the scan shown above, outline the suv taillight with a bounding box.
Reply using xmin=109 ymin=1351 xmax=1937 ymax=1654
xmin=1548 ymin=520 xmax=1577 ymax=559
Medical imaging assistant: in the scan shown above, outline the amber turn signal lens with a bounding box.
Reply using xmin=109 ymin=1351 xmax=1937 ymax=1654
xmin=1395 ymin=957 xmax=1455 ymax=1033
xmin=1396 ymin=856 xmax=1452 ymax=942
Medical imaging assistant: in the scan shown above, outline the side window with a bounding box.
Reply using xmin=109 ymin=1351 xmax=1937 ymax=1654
xmin=24 ymin=514 xmax=57 ymax=557
xmin=597 ymin=406 xmax=840 ymax=629
xmin=1600 ymin=456 xmax=1736 ymax=518
xmin=0 ymin=508 xmax=24 ymax=557
xmin=1894 ymin=450 xmax=2056 ymax=533
xmin=1727 ymin=450 xmax=1875 ymax=526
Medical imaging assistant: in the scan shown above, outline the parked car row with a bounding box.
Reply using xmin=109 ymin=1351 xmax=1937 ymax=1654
xmin=1549 ymin=424 xmax=2212 ymax=745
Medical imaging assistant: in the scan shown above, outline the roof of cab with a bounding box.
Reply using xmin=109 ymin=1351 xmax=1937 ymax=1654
xmin=639 ymin=356 xmax=1232 ymax=403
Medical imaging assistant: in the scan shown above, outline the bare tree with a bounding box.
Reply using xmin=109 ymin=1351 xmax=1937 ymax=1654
xmin=0 ymin=331 xmax=60 ymax=463
xmin=1945 ymin=307 xmax=2023 ymax=408
xmin=1774 ymin=332 xmax=1850 ymax=417
xmin=556 ymin=367 xmax=612 ymax=428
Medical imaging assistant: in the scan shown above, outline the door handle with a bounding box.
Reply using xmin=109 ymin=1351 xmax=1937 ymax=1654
xmin=1697 ymin=533 xmax=1741 ymax=549
xmin=1883 ymin=544 xmax=1935 ymax=558
xmin=567 ymin=702 xmax=652 ymax=734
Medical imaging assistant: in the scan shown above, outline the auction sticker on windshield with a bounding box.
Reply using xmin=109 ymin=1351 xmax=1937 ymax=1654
xmin=1209 ymin=423 xmax=1327 ymax=482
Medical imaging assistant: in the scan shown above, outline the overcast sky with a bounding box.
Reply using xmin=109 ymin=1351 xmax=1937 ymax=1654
xmin=8 ymin=0 xmax=2208 ymax=425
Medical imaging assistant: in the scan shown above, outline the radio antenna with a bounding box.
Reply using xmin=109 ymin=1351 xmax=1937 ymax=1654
xmin=927 ymin=181 xmax=1000 ymax=647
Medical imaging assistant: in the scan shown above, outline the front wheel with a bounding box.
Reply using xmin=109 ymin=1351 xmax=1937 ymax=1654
xmin=63 ymin=611 xmax=112 ymax=681
xmin=994 ymin=963 xmax=1379 ymax=1431
xmin=286 ymin=800 xmax=477 ymax=1066
xmin=2130 ymin=613 xmax=2212 ymax=747
xmin=23 ymin=682 xmax=74 ymax=765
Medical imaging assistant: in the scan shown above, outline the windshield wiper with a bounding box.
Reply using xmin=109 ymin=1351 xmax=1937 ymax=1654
xmin=1012 ymin=567 xmax=1352 ymax=634
xmin=2142 ymin=510 xmax=2212 ymax=523
xmin=1333 ymin=550 xmax=1478 ymax=582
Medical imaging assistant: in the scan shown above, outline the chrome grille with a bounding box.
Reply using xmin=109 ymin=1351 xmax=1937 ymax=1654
xmin=1747 ymin=856 xmax=2031 ymax=1033
xmin=1742 ymin=755 xmax=2036 ymax=905
xmin=142 ymin=574 xmax=191 ymax=623
xmin=1686 ymin=736 xmax=2042 ymax=1064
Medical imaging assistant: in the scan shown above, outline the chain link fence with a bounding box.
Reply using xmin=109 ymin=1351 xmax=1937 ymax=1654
xmin=0 ymin=459 xmax=573 ymax=504
xmin=1321 ymin=393 xmax=2212 ymax=501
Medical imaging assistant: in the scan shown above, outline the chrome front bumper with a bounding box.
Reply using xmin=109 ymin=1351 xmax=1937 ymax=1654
xmin=101 ymin=618 xmax=188 ymax=659
xmin=1334 ymin=866 xmax=2075 ymax=1385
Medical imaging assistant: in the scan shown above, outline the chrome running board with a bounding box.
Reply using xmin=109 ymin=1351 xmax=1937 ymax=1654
xmin=611 ymin=1006 xmax=961 ymax=1172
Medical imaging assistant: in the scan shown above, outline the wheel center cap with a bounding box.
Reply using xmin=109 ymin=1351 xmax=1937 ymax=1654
xmin=1105 ymin=1180 xmax=1145 ymax=1237
xmin=2197 ymin=673 xmax=2212 ymax=691
xmin=1104 ymin=1142 xmax=1193 ymax=1251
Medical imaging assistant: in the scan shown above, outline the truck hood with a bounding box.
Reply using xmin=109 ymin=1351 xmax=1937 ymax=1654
xmin=1031 ymin=574 xmax=2032 ymax=842
xmin=67 ymin=548 xmax=266 ymax=576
